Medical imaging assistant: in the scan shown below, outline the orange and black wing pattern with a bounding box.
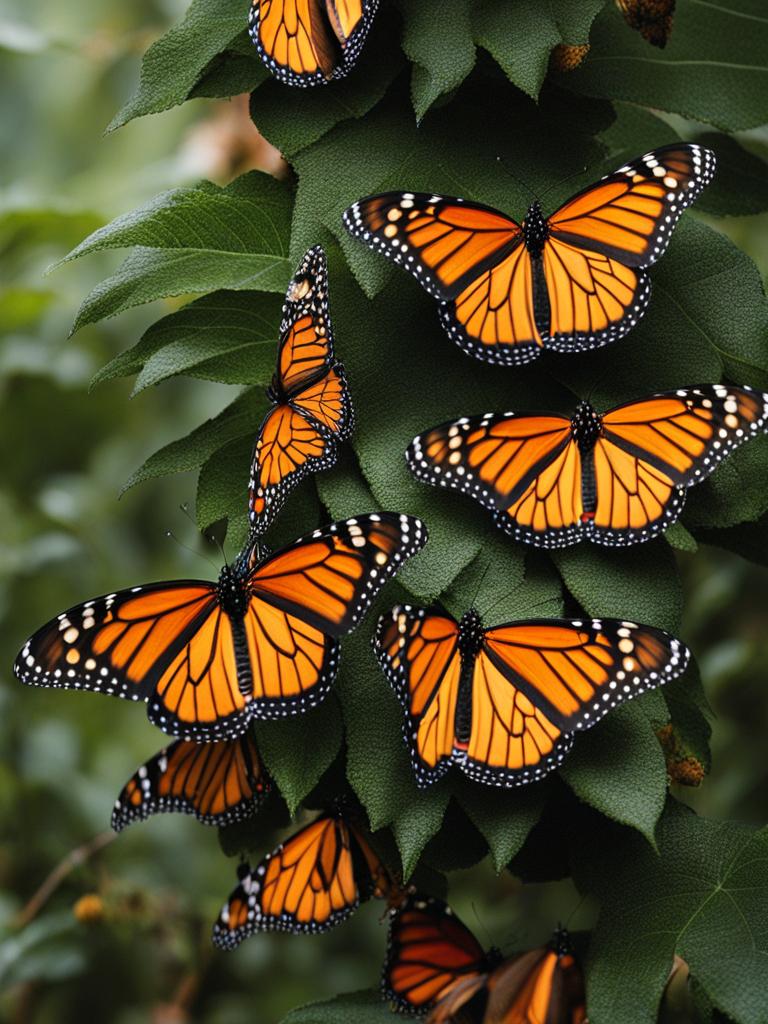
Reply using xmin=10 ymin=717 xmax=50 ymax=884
xmin=407 ymin=411 xmax=584 ymax=549
xmin=344 ymin=145 xmax=714 ymax=364
xmin=585 ymin=384 xmax=768 ymax=545
xmin=482 ymin=618 xmax=689 ymax=739
xmin=111 ymin=734 xmax=271 ymax=831
xmin=249 ymin=246 xmax=353 ymax=534
xmin=375 ymin=604 xmax=462 ymax=787
xmin=383 ymin=894 xmax=491 ymax=1015
xmin=212 ymin=812 xmax=385 ymax=946
xmin=480 ymin=929 xmax=586 ymax=1024
xmin=249 ymin=0 xmax=379 ymax=86
xmin=14 ymin=580 xmax=218 ymax=706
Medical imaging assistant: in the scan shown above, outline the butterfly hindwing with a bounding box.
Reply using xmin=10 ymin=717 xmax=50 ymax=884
xmin=111 ymin=735 xmax=270 ymax=831
xmin=383 ymin=894 xmax=490 ymax=1014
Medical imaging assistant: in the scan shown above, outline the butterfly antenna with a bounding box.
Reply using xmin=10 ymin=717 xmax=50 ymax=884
xmin=469 ymin=559 xmax=494 ymax=612
xmin=478 ymin=574 xmax=527 ymax=621
xmin=563 ymin=892 xmax=589 ymax=932
xmin=165 ymin=530 xmax=220 ymax=573
xmin=470 ymin=901 xmax=495 ymax=952
xmin=536 ymin=163 xmax=590 ymax=208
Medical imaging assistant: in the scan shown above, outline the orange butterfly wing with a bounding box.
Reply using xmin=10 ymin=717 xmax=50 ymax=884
xmin=111 ymin=734 xmax=270 ymax=831
xmin=375 ymin=605 xmax=462 ymax=786
xmin=249 ymin=0 xmax=378 ymax=86
xmin=249 ymin=246 xmax=353 ymax=533
xmin=464 ymin=649 xmax=572 ymax=788
xmin=407 ymin=412 xmax=584 ymax=548
xmin=212 ymin=813 xmax=384 ymax=946
xmin=483 ymin=933 xmax=587 ymax=1024
xmin=587 ymin=384 xmax=768 ymax=545
xmin=482 ymin=618 xmax=689 ymax=735
xmin=383 ymin=895 xmax=490 ymax=1014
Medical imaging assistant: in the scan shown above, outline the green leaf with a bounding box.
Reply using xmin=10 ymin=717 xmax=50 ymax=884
xmin=195 ymin=435 xmax=251 ymax=533
xmin=92 ymin=290 xmax=281 ymax=393
xmin=581 ymin=802 xmax=768 ymax=1024
xmin=473 ymin=0 xmax=606 ymax=101
xmin=454 ymin=781 xmax=546 ymax=871
xmin=66 ymin=175 xmax=292 ymax=332
xmin=123 ymin=387 xmax=268 ymax=492
xmin=254 ymin=697 xmax=344 ymax=816
xmin=190 ymin=44 xmax=269 ymax=100
xmin=664 ymin=521 xmax=698 ymax=553
xmin=694 ymin=132 xmax=768 ymax=218
xmin=250 ymin=23 xmax=404 ymax=159
xmin=392 ymin=791 xmax=452 ymax=879
xmin=561 ymin=704 xmax=668 ymax=845
xmin=399 ymin=0 xmax=475 ymax=121
xmin=664 ymin=661 xmax=713 ymax=772
xmin=281 ymin=991 xmax=391 ymax=1024
xmin=109 ymin=0 xmax=249 ymax=129
xmin=553 ymin=540 xmax=683 ymax=633
xmin=696 ymin=511 xmax=768 ymax=565
xmin=684 ymin=435 xmax=768 ymax=530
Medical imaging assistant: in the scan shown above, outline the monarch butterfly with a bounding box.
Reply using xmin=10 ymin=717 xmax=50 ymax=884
xmin=249 ymin=245 xmax=353 ymax=534
xmin=407 ymin=384 xmax=768 ymax=549
xmin=343 ymin=144 xmax=715 ymax=365
xmin=249 ymin=0 xmax=379 ymax=86
xmin=213 ymin=809 xmax=396 ymax=946
xmin=14 ymin=513 xmax=426 ymax=742
xmin=382 ymin=893 xmax=586 ymax=1023
xmin=375 ymin=604 xmax=688 ymax=788
xmin=111 ymin=734 xmax=270 ymax=831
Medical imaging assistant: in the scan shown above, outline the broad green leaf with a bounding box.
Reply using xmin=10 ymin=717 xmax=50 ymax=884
xmin=399 ymin=0 xmax=475 ymax=121
xmin=664 ymin=522 xmax=698 ymax=553
xmin=664 ymin=661 xmax=713 ymax=771
xmin=281 ymin=991 xmax=391 ymax=1024
xmin=581 ymin=802 xmax=768 ymax=1024
xmin=91 ymin=290 xmax=281 ymax=393
xmin=109 ymin=0 xmax=248 ymax=129
xmin=454 ymin=781 xmax=546 ymax=872
xmin=250 ymin=23 xmax=404 ymax=159
xmin=473 ymin=0 xmax=606 ymax=101
xmin=190 ymin=43 xmax=268 ymax=99
xmin=684 ymin=435 xmax=768 ymax=529
xmin=392 ymin=790 xmax=452 ymax=879
xmin=696 ymin=511 xmax=768 ymax=565
xmin=123 ymin=387 xmax=268 ymax=492
xmin=67 ymin=175 xmax=292 ymax=331
xmin=561 ymin=0 xmax=768 ymax=132
xmin=553 ymin=540 xmax=683 ymax=633
xmin=196 ymin=435 xmax=251 ymax=532
xmin=694 ymin=132 xmax=768 ymax=217
xmin=561 ymin=704 xmax=668 ymax=845
xmin=254 ymin=697 xmax=344 ymax=816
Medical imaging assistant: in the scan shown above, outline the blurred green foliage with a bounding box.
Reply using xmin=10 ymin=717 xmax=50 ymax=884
xmin=1 ymin=1 xmax=768 ymax=1022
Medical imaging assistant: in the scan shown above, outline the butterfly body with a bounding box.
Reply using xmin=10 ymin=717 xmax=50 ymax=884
xmin=376 ymin=604 xmax=688 ymax=788
xmin=408 ymin=384 xmax=768 ymax=548
xmin=344 ymin=145 xmax=715 ymax=365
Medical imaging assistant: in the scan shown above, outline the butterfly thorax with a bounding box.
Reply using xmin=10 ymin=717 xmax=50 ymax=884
xmin=550 ymin=925 xmax=574 ymax=957
xmin=522 ymin=201 xmax=550 ymax=258
xmin=570 ymin=401 xmax=603 ymax=452
xmin=217 ymin=564 xmax=249 ymax=619
xmin=455 ymin=610 xmax=484 ymax=744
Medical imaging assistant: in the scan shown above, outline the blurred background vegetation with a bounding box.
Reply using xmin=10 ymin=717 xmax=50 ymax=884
xmin=1 ymin=2 xmax=766 ymax=1021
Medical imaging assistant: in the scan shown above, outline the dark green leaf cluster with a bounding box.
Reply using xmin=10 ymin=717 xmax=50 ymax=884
xmin=62 ymin=1 xmax=768 ymax=1020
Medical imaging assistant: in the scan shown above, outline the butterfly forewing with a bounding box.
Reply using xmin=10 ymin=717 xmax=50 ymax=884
xmin=482 ymin=934 xmax=587 ymax=1024
xmin=250 ymin=513 xmax=427 ymax=637
xmin=14 ymin=582 xmax=217 ymax=703
xmin=482 ymin=618 xmax=689 ymax=733
xmin=383 ymin=895 xmax=490 ymax=1014
xmin=375 ymin=605 xmax=462 ymax=786
xmin=111 ymin=735 xmax=270 ymax=831
xmin=549 ymin=144 xmax=715 ymax=267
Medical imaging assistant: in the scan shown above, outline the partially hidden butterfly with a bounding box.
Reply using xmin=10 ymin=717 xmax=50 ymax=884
xmin=249 ymin=245 xmax=353 ymax=534
xmin=111 ymin=735 xmax=270 ymax=831
xmin=375 ymin=604 xmax=689 ymax=788
xmin=616 ymin=0 xmax=675 ymax=48
xmin=382 ymin=893 xmax=586 ymax=1023
xmin=249 ymin=0 xmax=379 ymax=86
xmin=213 ymin=809 xmax=399 ymax=947
xmin=407 ymin=384 xmax=768 ymax=548
xmin=14 ymin=513 xmax=426 ymax=743
xmin=343 ymin=144 xmax=715 ymax=366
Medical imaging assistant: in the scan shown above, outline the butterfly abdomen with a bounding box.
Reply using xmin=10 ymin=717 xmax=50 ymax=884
xmin=571 ymin=402 xmax=603 ymax=519
xmin=455 ymin=610 xmax=484 ymax=748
